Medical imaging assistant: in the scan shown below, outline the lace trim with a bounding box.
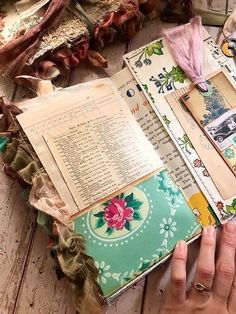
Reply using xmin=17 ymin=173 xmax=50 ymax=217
xmin=27 ymin=1 xmax=121 ymax=65
xmin=79 ymin=0 xmax=120 ymax=25
xmin=28 ymin=10 xmax=88 ymax=65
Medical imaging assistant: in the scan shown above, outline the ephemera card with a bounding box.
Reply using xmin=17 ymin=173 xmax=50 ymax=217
xmin=166 ymin=72 xmax=236 ymax=221
xmin=182 ymin=71 xmax=236 ymax=177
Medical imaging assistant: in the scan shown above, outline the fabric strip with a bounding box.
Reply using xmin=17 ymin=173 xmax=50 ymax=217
xmin=163 ymin=16 xmax=209 ymax=92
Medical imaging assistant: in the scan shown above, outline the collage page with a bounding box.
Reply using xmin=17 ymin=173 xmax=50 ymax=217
xmin=124 ymin=31 xmax=236 ymax=223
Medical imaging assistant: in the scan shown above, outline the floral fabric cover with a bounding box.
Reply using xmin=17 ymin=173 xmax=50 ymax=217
xmin=74 ymin=169 xmax=201 ymax=298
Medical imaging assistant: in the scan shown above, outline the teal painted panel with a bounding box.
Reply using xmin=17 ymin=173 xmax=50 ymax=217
xmin=74 ymin=170 xmax=201 ymax=298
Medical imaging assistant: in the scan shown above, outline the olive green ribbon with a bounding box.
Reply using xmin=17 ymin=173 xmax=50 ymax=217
xmin=54 ymin=224 xmax=105 ymax=314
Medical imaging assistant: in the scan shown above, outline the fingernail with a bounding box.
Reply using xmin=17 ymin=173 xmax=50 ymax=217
xmin=176 ymin=240 xmax=186 ymax=250
xmin=225 ymin=222 xmax=236 ymax=234
xmin=203 ymin=226 xmax=215 ymax=238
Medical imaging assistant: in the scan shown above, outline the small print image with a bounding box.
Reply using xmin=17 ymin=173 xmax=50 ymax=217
xmin=205 ymin=108 xmax=236 ymax=151
xmin=223 ymin=146 xmax=236 ymax=172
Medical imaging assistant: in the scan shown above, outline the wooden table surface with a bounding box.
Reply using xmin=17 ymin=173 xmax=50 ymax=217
xmin=0 ymin=1 xmax=234 ymax=313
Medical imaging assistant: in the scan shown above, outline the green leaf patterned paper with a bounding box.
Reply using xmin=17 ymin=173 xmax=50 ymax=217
xmin=74 ymin=170 xmax=201 ymax=298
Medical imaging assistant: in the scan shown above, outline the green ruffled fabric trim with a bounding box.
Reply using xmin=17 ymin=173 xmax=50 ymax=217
xmin=0 ymin=98 xmax=104 ymax=312
xmin=55 ymin=224 xmax=105 ymax=314
xmin=2 ymin=138 xmax=42 ymax=184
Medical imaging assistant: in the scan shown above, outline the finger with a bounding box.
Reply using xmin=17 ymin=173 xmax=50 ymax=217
xmin=228 ymin=253 xmax=236 ymax=311
xmin=166 ymin=240 xmax=187 ymax=304
xmin=189 ymin=226 xmax=216 ymax=303
xmin=212 ymin=222 xmax=236 ymax=302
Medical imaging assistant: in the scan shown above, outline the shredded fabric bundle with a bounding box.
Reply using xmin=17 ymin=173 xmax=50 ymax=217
xmin=0 ymin=0 xmax=71 ymax=78
xmin=0 ymin=0 xmax=156 ymax=84
xmin=0 ymin=98 xmax=22 ymax=138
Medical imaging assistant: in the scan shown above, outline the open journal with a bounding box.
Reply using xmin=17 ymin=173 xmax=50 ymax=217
xmin=16 ymin=73 xmax=201 ymax=300
xmin=1 ymin=28 xmax=236 ymax=302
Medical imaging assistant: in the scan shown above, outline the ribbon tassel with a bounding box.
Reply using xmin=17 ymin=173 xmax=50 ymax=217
xmin=163 ymin=16 xmax=208 ymax=92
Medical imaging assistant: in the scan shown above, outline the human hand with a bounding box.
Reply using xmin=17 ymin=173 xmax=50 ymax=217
xmin=160 ymin=222 xmax=236 ymax=314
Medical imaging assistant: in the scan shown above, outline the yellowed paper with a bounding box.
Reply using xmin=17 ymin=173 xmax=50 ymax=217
xmin=112 ymin=69 xmax=197 ymax=194
xmin=17 ymin=82 xmax=110 ymax=214
xmin=16 ymin=79 xmax=118 ymax=213
xmin=18 ymin=78 xmax=162 ymax=212
xmin=44 ymin=84 xmax=162 ymax=210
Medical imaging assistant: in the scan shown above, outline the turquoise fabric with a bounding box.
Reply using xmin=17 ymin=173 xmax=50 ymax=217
xmin=74 ymin=170 xmax=201 ymax=298
xmin=0 ymin=136 xmax=9 ymax=152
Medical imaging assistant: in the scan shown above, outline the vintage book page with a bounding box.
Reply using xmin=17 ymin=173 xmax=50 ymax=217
xmin=112 ymin=67 xmax=213 ymax=225
xmin=124 ymin=30 xmax=236 ymax=223
xmin=17 ymin=82 xmax=103 ymax=214
xmin=43 ymin=84 xmax=162 ymax=210
xmin=18 ymin=78 xmax=162 ymax=212
xmin=166 ymin=84 xmax=236 ymax=201
xmin=17 ymin=82 xmax=97 ymax=215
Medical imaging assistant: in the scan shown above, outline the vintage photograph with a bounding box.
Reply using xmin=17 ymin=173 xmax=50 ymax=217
xmin=205 ymin=107 xmax=236 ymax=150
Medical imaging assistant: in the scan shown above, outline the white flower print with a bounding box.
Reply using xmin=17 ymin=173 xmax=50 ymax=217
xmin=112 ymin=273 xmax=121 ymax=281
xmin=161 ymin=238 xmax=168 ymax=248
xmin=95 ymin=261 xmax=111 ymax=284
xmin=120 ymin=269 xmax=135 ymax=284
xmin=160 ymin=217 xmax=177 ymax=239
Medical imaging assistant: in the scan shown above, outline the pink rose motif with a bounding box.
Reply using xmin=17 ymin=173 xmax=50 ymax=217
xmin=216 ymin=201 xmax=224 ymax=211
xmin=193 ymin=159 xmax=202 ymax=167
xmin=203 ymin=169 xmax=209 ymax=177
xmin=104 ymin=197 xmax=134 ymax=230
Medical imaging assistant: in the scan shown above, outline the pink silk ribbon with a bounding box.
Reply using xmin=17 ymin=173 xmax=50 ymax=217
xmin=162 ymin=16 xmax=208 ymax=92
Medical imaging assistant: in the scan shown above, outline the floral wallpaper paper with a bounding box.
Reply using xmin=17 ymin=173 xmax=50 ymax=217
xmin=74 ymin=170 xmax=201 ymax=298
